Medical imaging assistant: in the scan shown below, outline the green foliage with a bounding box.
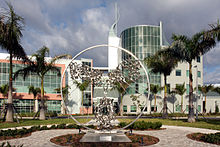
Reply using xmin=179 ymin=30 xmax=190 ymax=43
xmin=118 ymin=122 xmax=127 ymax=128
xmin=57 ymin=123 xmax=66 ymax=129
xmin=198 ymin=84 xmax=213 ymax=96
xmin=50 ymin=124 xmax=57 ymax=129
xmin=118 ymin=121 xmax=162 ymax=130
xmin=87 ymin=125 xmax=95 ymax=129
xmin=150 ymin=84 xmax=162 ymax=95
xmin=66 ymin=124 xmax=77 ymax=129
xmin=40 ymin=126 xmax=49 ymax=130
xmin=201 ymin=132 xmax=220 ymax=144
xmin=28 ymin=85 xmax=41 ymax=98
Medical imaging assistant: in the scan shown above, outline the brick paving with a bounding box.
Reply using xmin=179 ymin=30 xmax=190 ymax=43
xmin=0 ymin=125 xmax=219 ymax=147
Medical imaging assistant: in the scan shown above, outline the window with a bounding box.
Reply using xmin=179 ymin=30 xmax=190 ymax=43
xmin=198 ymin=105 xmax=201 ymax=112
xmin=123 ymin=105 xmax=127 ymax=112
xmin=186 ymin=70 xmax=189 ymax=77
xmin=186 ymin=84 xmax=189 ymax=94
xmin=140 ymin=106 xmax=147 ymax=112
xmin=197 ymin=71 xmax=201 ymax=78
xmin=197 ymin=56 xmax=200 ymax=63
xmin=176 ymin=70 xmax=181 ymax=76
xmin=186 ymin=105 xmax=189 ymax=112
xmin=130 ymin=105 xmax=137 ymax=112
xmin=176 ymin=105 xmax=181 ymax=112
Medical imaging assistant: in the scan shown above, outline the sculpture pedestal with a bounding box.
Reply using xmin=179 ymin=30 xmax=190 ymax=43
xmin=80 ymin=130 xmax=131 ymax=143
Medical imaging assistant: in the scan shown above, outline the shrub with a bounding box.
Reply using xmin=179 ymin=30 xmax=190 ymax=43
xmin=119 ymin=121 xmax=162 ymax=130
xmin=87 ymin=125 xmax=95 ymax=129
xmin=46 ymin=112 xmax=58 ymax=117
xmin=40 ymin=126 xmax=49 ymax=130
xmin=66 ymin=124 xmax=77 ymax=129
xmin=50 ymin=124 xmax=57 ymax=129
xmin=118 ymin=122 xmax=127 ymax=128
xmin=201 ymin=132 xmax=220 ymax=144
xmin=57 ymin=124 xmax=66 ymax=129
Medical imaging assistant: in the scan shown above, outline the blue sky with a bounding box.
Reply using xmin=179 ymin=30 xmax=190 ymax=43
xmin=0 ymin=0 xmax=220 ymax=84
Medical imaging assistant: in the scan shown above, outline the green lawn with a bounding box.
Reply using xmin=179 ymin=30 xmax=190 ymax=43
xmin=0 ymin=118 xmax=90 ymax=129
xmin=118 ymin=118 xmax=220 ymax=130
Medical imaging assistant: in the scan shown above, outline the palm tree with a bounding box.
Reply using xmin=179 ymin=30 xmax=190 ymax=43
xmin=150 ymin=84 xmax=162 ymax=112
xmin=164 ymin=31 xmax=216 ymax=122
xmin=173 ymin=83 xmax=186 ymax=113
xmin=145 ymin=51 xmax=178 ymax=118
xmin=206 ymin=20 xmax=220 ymax=41
xmin=0 ymin=3 xmax=28 ymax=122
xmin=0 ymin=84 xmax=9 ymax=98
xmin=112 ymin=81 xmax=131 ymax=116
xmin=54 ymin=85 xmax=69 ymax=114
xmin=28 ymin=85 xmax=41 ymax=112
xmin=14 ymin=46 xmax=68 ymax=120
xmin=198 ymin=84 xmax=213 ymax=113
xmin=74 ymin=80 xmax=90 ymax=115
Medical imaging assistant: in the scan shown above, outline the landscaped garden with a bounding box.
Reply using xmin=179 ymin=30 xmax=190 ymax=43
xmin=118 ymin=118 xmax=220 ymax=130
xmin=0 ymin=118 xmax=90 ymax=129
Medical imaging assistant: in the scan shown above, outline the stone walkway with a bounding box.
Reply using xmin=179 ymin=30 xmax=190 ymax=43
xmin=0 ymin=125 xmax=219 ymax=147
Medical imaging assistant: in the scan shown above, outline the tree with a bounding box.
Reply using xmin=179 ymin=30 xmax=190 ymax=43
xmin=198 ymin=84 xmax=213 ymax=113
xmin=165 ymin=31 xmax=216 ymax=122
xmin=74 ymin=80 xmax=90 ymax=115
xmin=0 ymin=3 xmax=28 ymax=122
xmin=150 ymin=84 xmax=162 ymax=112
xmin=28 ymin=85 xmax=41 ymax=112
xmin=55 ymin=85 xmax=69 ymax=114
xmin=14 ymin=46 xmax=68 ymax=120
xmin=145 ymin=50 xmax=178 ymax=118
xmin=112 ymin=81 xmax=131 ymax=116
xmin=173 ymin=83 xmax=186 ymax=113
xmin=0 ymin=84 xmax=9 ymax=98
xmin=206 ymin=20 xmax=220 ymax=42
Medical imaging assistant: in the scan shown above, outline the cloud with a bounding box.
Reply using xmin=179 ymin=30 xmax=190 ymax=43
xmin=204 ymin=67 xmax=220 ymax=84
xmin=1 ymin=0 xmax=220 ymax=83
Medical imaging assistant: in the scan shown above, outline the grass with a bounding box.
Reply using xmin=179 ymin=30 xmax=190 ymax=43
xmin=0 ymin=118 xmax=90 ymax=129
xmin=118 ymin=118 xmax=220 ymax=130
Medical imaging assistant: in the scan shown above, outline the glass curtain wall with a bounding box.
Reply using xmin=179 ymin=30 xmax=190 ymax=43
xmin=120 ymin=25 xmax=161 ymax=94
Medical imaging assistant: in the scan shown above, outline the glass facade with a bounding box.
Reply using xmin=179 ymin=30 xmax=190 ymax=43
xmin=123 ymin=105 xmax=127 ymax=112
xmin=0 ymin=99 xmax=61 ymax=113
xmin=121 ymin=25 xmax=161 ymax=94
xmin=0 ymin=62 xmax=62 ymax=114
xmin=130 ymin=105 xmax=137 ymax=112
xmin=0 ymin=62 xmax=61 ymax=94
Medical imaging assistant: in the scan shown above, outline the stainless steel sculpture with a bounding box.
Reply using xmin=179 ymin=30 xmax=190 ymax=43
xmin=68 ymin=59 xmax=141 ymax=130
xmin=60 ymin=44 xmax=150 ymax=131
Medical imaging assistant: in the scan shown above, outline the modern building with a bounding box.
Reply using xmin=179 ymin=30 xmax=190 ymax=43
xmin=0 ymin=53 xmax=65 ymax=114
xmin=0 ymin=53 xmax=95 ymax=115
xmin=107 ymin=21 xmax=204 ymax=114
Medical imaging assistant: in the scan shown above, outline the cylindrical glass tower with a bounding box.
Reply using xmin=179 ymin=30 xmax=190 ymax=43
xmin=120 ymin=24 xmax=162 ymax=94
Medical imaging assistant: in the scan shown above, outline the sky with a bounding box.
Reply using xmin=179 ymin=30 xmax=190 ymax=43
xmin=0 ymin=0 xmax=220 ymax=84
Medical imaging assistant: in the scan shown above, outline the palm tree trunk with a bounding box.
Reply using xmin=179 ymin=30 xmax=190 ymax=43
xmin=81 ymin=91 xmax=84 ymax=115
xmin=204 ymin=95 xmax=207 ymax=113
xmin=162 ymin=76 xmax=168 ymax=118
xmin=39 ymin=78 xmax=46 ymax=120
xmin=154 ymin=94 xmax=157 ymax=112
xmin=6 ymin=52 xmax=14 ymax=122
xmin=120 ymin=94 xmax=123 ymax=116
xmin=188 ymin=63 xmax=195 ymax=123
xmin=181 ymin=95 xmax=183 ymax=113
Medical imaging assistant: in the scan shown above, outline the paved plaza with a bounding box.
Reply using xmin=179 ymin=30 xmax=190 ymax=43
xmin=0 ymin=124 xmax=219 ymax=147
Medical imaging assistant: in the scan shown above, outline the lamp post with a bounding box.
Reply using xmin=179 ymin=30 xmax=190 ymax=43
xmin=194 ymin=65 xmax=198 ymax=119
